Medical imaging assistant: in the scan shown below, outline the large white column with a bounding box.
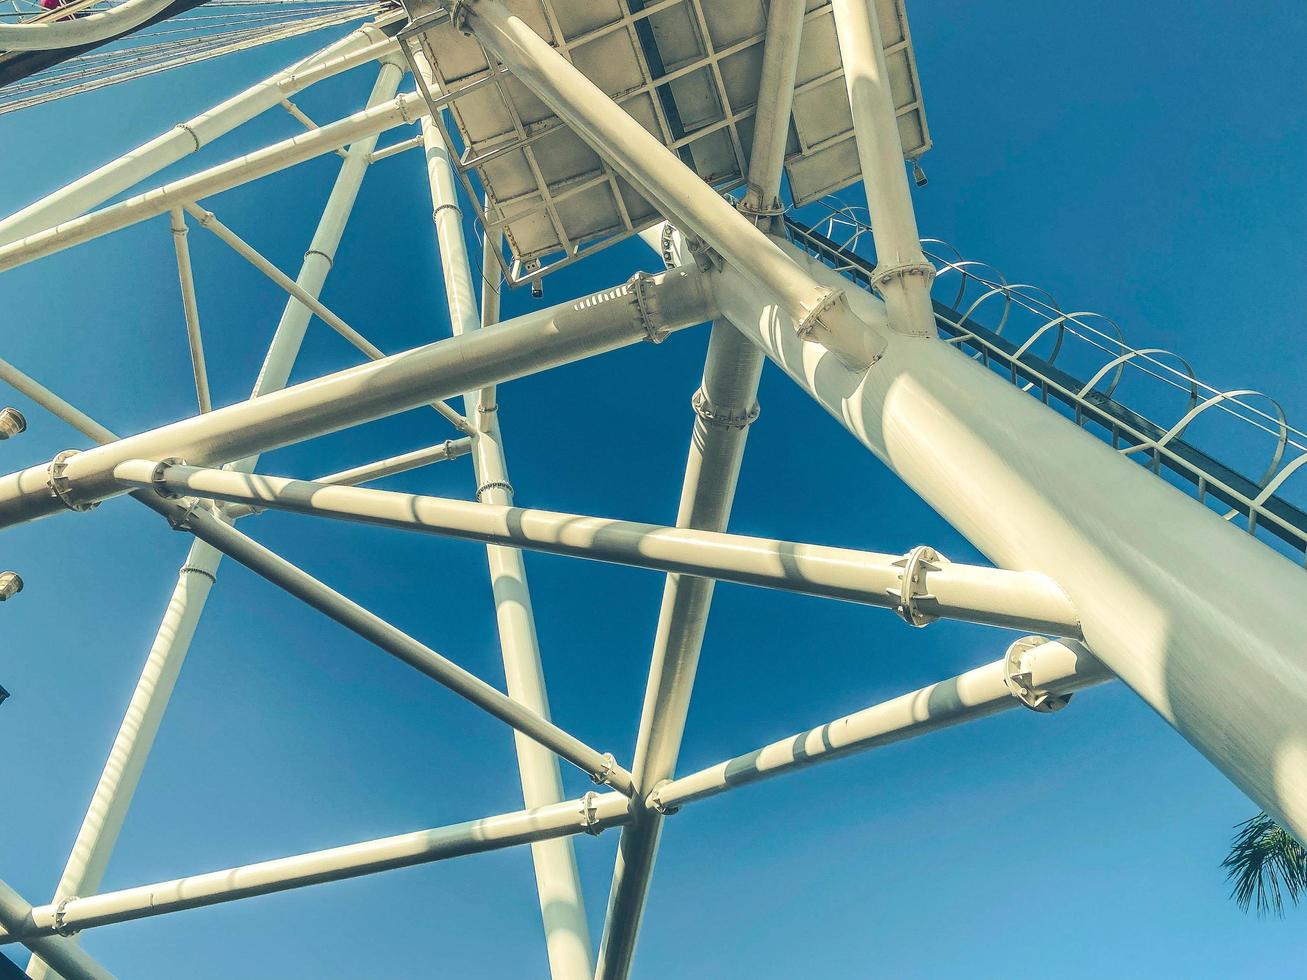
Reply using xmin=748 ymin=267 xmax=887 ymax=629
xmin=685 ymin=227 xmax=1307 ymax=843
xmin=830 ymin=0 xmax=936 ymax=338
xmin=25 ymin=61 xmax=409 ymax=980
xmin=421 ymin=112 xmax=594 ymax=979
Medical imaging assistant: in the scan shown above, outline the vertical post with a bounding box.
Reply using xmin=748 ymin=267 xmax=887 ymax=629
xmin=595 ymin=7 xmax=801 ymax=977
xmin=830 ymin=0 xmax=936 ymax=337
xmin=26 ymin=59 xmax=407 ymax=980
xmin=420 ymin=99 xmax=594 ymax=979
xmin=168 ymin=207 xmax=211 ymax=413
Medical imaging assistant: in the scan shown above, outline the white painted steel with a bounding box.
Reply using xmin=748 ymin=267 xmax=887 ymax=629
xmin=0 ymin=0 xmax=173 ymax=52
xmin=0 ymin=22 xmax=402 ymax=245
xmin=457 ymin=0 xmax=885 ymax=368
xmin=114 ymin=461 xmax=1082 ymax=635
xmin=680 ymin=226 xmax=1307 ymax=843
xmin=0 ymin=265 xmax=713 ymax=527
xmin=167 ymin=208 xmax=210 ymax=413
xmin=597 ymin=9 xmax=801 ymax=970
xmin=0 ymin=880 xmax=114 ymax=980
xmin=655 ymin=640 xmax=1111 ymax=809
xmin=830 ymin=0 xmax=936 ymax=338
xmin=22 ymin=64 xmax=408 ymax=980
xmin=0 ymin=90 xmax=429 ymax=275
xmin=0 ymin=794 xmax=630 ymax=944
xmin=421 ymin=103 xmax=594 ymax=980
xmin=127 ymin=489 xmax=637 ymax=795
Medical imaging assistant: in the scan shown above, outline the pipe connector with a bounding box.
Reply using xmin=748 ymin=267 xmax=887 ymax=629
xmin=869 ymin=259 xmax=936 ymax=295
xmin=591 ymin=752 xmax=619 ymax=788
xmin=888 ymin=545 xmax=948 ymax=627
xmin=46 ymin=450 xmax=98 ymax=513
xmin=691 ymin=388 xmax=759 ymax=430
xmin=648 ymin=780 xmax=679 ymax=816
xmin=580 ymin=792 xmax=604 ymax=835
xmin=1003 ymin=635 xmax=1073 ymax=713
xmin=0 ymin=570 xmax=23 ymax=601
xmin=0 ymin=406 xmax=26 ymax=440
xmin=627 ymin=270 xmax=669 ymax=343
xmin=53 ymin=895 xmax=80 ymax=937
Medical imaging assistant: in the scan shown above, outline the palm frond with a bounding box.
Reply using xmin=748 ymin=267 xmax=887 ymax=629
xmin=1222 ymin=812 xmax=1307 ymax=917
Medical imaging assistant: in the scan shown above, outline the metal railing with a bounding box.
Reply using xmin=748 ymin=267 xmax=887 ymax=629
xmin=786 ymin=204 xmax=1307 ymax=564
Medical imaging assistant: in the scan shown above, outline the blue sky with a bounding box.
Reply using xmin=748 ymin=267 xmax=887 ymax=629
xmin=2 ymin=1 xmax=1306 ymax=977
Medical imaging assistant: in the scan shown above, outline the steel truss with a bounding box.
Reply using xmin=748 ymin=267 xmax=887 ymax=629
xmin=1 ymin=2 xmax=1304 ymax=978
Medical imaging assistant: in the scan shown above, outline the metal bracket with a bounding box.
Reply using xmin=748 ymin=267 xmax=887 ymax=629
xmin=580 ymin=791 xmax=603 ymax=835
xmin=591 ymin=752 xmax=618 ymax=787
xmin=46 ymin=450 xmax=98 ymax=513
xmin=53 ymin=895 xmax=79 ymax=937
xmin=475 ymin=480 xmax=513 ymax=501
xmin=869 ymin=259 xmax=936 ymax=295
xmin=794 ymin=287 xmax=841 ymax=341
xmin=648 ymin=780 xmax=679 ymax=816
xmin=691 ymin=388 xmax=760 ymax=430
xmin=658 ymin=222 xmax=678 ymax=269
xmin=627 ymin=270 xmax=668 ymax=344
xmin=1003 ymin=634 xmax=1072 ymax=713
xmin=887 ymin=545 xmax=947 ymax=627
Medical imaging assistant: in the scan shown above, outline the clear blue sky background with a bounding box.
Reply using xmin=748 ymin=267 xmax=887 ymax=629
xmin=2 ymin=2 xmax=1306 ymax=977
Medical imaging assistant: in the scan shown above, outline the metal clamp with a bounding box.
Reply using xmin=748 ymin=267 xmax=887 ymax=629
xmin=1003 ymin=635 xmax=1072 ymax=713
xmin=46 ymin=450 xmax=98 ymax=513
xmin=869 ymin=259 xmax=936 ymax=294
xmin=734 ymin=197 xmax=786 ymax=225
xmin=794 ymin=287 xmax=841 ymax=341
xmin=691 ymin=389 xmax=760 ymax=430
xmin=648 ymin=780 xmax=679 ymax=816
xmin=580 ymin=791 xmax=603 ymax=835
xmin=53 ymin=896 xmax=80 ymax=937
xmin=149 ymin=457 xmax=187 ymax=500
xmin=887 ymin=545 xmax=946 ymax=627
xmin=591 ymin=752 xmax=618 ymax=787
xmin=475 ymin=480 xmax=513 ymax=501
xmin=626 ymin=270 xmax=668 ymax=344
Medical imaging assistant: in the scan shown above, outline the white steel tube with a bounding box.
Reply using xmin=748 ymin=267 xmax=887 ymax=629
xmin=126 ymin=489 xmax=636 ymax=795
xmin=0 ymin=22 xmax=401 ymax=245
xmin=596 ymin=11 xmax=802 ymax=967
xmin=0 ymin=0 xmax=174 ymax=51
xmin=24 ymin=65 xmax=408 ymax=980
xmin=457 ymin=0 xmax=884 ymax=367
xmin=0 ymin=794 xmax=630 ymax=944
xmin=116 ymin=462 xmax=1083 ymax=636
xmin=830 ymin=0 xmax=936 ymax=338
xmin=655 ymin=640 xmax=1111 ymax=809
xmin=0 ymin=881 xmax=114 ymax=980
xmin=180 ymin=201 xmax=469 ymax=432
xmin=422 ymin=112 xmax=594 ymax=980
xmin=168 ymin=208 xmax=211 ymax=413
xmin=0 ymin=90 xmax=429 ymax=275
xmin=689 ymin=228 xmax=1307 ymax=843
xmin=0 ymin=265 xmax=712 ymax=527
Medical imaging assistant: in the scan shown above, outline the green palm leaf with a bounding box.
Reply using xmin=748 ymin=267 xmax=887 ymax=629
xmin=1222 ymin=812 xmax=1307 ymax=917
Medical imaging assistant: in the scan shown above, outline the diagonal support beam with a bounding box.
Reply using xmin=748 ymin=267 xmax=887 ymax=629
xmin=167 ymin=208 xmax=211 ymax=413
xmin=114 ymin=462 xmax=1083 ymax=636
xmin=0 ymin=794 xmax=630 ymax=945
xmin=420 ymin=92 xmax=595 ymax=979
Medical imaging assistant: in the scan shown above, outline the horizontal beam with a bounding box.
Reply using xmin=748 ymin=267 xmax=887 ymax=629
xmin=0 ymin=265 xmax=712 ymax=528
xmin=653 ymin=638 xmax=1111 ymax=810
xmin=116 ymin=462 xmax=1083 ymax=635
xmin=127 ymin=489 xmax=635 ymax=795
xmin=0 ymin=793 xmax=628 ymax=944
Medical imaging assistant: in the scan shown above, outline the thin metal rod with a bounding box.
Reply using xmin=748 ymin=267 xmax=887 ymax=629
xmin=128 ymin=489 xmax=636 ymax=796
xmin=596 ymin=6 xmax=802 ymax=968
xmin=0 ymin=264 xmax=712 ymax=528
xmin=367 ymin=134 xmax=424 ymax=163
xmin=654 ymin=640 xmax=1111 ymax=810
xmin=0 ymin=880 xmax=114 ymax=980
xmin=0 ymin=357 xmax=118 ymax=444
xmin=24 ymin=63 xmax=410 ymax=980
xmin=421 ymin=95 xmax=594 ymax=979
xmin=0 ymin=21 xmax=402 ymax=245
xmin=0 ymin=794 xmax=630 ymax=944
xmin=181 ymin=201 xmax=470 ymax=433
xmin=0 ymin=90 xmax=430 ymax=275
xmin=116 ymin=462 xmax=1083 ymax=636
xmin=168 ymin=207 xmax=211 ymax=413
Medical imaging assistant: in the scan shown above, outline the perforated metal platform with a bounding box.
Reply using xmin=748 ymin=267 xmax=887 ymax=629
xmin=400 ymin=0 xmax=930 ymax=285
